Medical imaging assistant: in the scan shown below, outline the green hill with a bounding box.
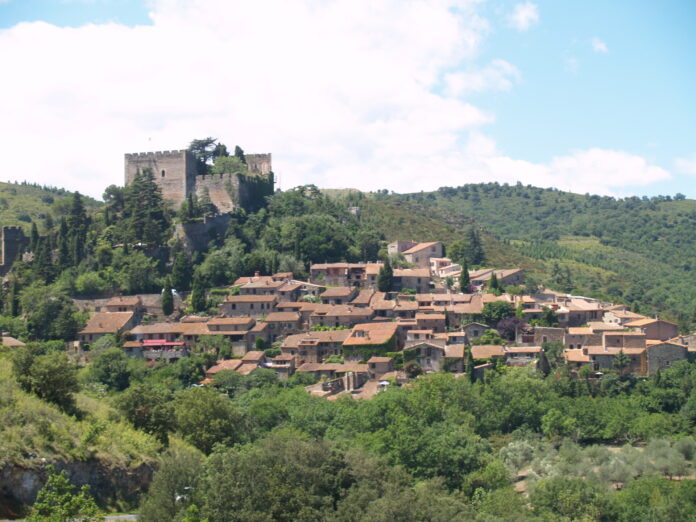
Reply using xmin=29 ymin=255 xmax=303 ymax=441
xmin=382 ymin=183 xmax=696 ymax=324
xmin=0 ymin=181 xmax=101 ymax=232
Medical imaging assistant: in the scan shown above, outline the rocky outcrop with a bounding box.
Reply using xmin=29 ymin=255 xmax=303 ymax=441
xmin=0 ymin=459 xmax=154 ymax=519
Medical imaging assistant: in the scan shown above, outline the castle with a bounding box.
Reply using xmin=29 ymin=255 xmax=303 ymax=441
xmin=124 ymin=149 xmax=274 ymax=213
xmin=0 ymin=226 xmax=28 ymax=276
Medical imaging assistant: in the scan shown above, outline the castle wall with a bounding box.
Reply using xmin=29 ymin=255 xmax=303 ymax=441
xmin=246 ymin=153 xmax=272 ymax=175
xmin=196 ymin=173 xmax=239 ymax=214
xmin=124 ymin=150 xmax=195 ymax=209
xmin=0 ymin=226 xmax=28 ymax=275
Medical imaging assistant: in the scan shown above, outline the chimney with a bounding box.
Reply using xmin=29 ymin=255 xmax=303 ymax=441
xmin=254 ymin=271 xmax=260 ymax=277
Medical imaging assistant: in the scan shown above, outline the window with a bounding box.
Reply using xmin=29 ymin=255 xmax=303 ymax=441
xmin=161 ymin=169 xmax=166 ymax=177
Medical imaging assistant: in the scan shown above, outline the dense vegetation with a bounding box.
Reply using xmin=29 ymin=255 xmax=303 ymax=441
xmin=385 ymin=183 xmax=696 ymax=325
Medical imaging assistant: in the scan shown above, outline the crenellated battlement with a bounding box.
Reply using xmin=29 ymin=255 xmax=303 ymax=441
xmin=124 ymin=146 xmax=273 ymax=213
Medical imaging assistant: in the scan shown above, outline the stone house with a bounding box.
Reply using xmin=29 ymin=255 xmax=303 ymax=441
xmin=342 ymin=322 xmax=398 ymax=361
xmin=320 ymin=286 xmax=358 ymax=305
xmin=393 ymin=268 xmax=431 ymax=293
xmin=367 ymin=356 xmax=394 ymax=379
xmin=625 ymin=318 xmax=679 ymax=342
xmin=401 ymin=242 xmax=444 ymax=269
xmin=281 ymin=329 xmax=352 ymax=364
xmin=404 ymin=341 xmax=445 ymax=372
xmin=262 ymin=312 xmax=303 ymax=342
xmin=415 ymin=313 xmax=446 ymax=333
xmin=309 ymin=305 xmax=374 ymax=329
xmin=78 ymin=311 xmax=136 ymax=344
xmin=220 ymin=295 xmax=277 ymax=317
xmin=103 ymin=296 xmax=143 ymax=314
xmin=461 ymin=322 xmax=489 ymax=341
xmin=646 ymin=341 xmax=687 ymax=375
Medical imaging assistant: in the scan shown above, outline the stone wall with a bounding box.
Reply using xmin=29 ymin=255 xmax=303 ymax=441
xmin=175 ymin=214 xmax=232 ymax=253
xmin=246 ymin=153 xmax=272 ymax=175
xmin=124 ymin=150 xmax=196 ymax=209
xmin=0 ymin=226 xmax=28 ymax=275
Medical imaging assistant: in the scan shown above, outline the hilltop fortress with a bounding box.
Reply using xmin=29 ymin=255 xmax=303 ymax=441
xmin=124 ymin=149 xmax=274 ymax=213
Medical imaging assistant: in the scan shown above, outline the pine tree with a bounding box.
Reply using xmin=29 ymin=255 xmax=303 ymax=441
xmin=57 ymin=217 xmax=70 ymax=269
xmin=459 ymin=259 xmax=470 ymax=293
xmin=161 ymin=278 xmax=174 ymax=316
xmin=377 ymin=259 xmax=393 ymax=292
xmin=190 ymin=277 xmax=207 ymax=313
xmin=67 ymin=192 xmax=88 ymax=264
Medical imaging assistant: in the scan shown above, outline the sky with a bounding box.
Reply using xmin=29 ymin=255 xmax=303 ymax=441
xmin=0 ymin=0 xmax=695 ymax=200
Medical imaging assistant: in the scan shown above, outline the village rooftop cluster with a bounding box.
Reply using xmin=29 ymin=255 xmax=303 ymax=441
xmin=58 ymin=240 xmax=695 ymax=400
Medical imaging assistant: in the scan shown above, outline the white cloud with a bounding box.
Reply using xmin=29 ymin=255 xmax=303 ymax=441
xmin=444 ymin=59 xmax=520 ymax=96
xmin=508 ymin=2 xmax=539 ymax=31
xmin=591 ymin=37 xmax=608 ymax=53
xmin=0 ymin=0 xmax=669 ymax=199
xmin=675 ymin=155 xmax=696 ymax=175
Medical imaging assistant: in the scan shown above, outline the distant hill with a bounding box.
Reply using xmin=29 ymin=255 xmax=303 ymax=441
xmin=379 ymin=183 xmax=696 ymax=324
xmin=0 ymin=181 xmax=101 ymax=232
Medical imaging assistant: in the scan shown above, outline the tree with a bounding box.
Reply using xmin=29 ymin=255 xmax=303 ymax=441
xmin=377 ymin=259 xmax=393 ymax=292
xmin=234 ymin=145 xmax=247 ymax=164
xmin=465 ymin=227 xmax=485 ymax=266
xmin=488 ymin=272 xmax=501 ymax=295
xmin=21 ymin=284 xmax=82 ymax=340
xmin=173 ymin=387 xmax=247 ymax=454
xmin=88 ymin=348 xmax=131 ymax=391
xmin=29 ymin=221 xmax=39 ymax=251
xmin=13 ymin=350 xmax=79 ymax=412
xmin=161 ymin=277 xmax=174 ymax=316
xmin=188 ymin=137 xmax=218 ymax=174
xmin=171 ymin=250 xmax=193 ymax=291
xmin=459 ymin=259 xmax=470 ymax=293
xmin=190 ymin=276 xmax=207 ymax=313
xmin=540 ymin=306 xmax=559 ymax=327
xmin=466 ymin=345 xmax=476 ymax=383
xmin=481 ymin=301 xmax=515 ymax=328
xmin=28 ymin=466 xmax=102 ymax=521
xmin=496 ymin=316 xmax=525 ymax=341
xmin=116 ymin=383 xmax=174 ymax=444
xmin=614 ymin=349 xmax=630 ymax=374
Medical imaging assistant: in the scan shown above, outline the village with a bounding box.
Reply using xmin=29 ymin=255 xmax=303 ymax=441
xmin=61 ymin=239 xmax=696 ymax=401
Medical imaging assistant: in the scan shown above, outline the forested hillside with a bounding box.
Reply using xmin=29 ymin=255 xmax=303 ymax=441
xmin=381 ymin=184 xmax=696 ymax=325
xmin=0 ymin=181 xmax=101 ymax=231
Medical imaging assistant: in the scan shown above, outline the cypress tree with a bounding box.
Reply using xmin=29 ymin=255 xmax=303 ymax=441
xmin=190 ymin=277 xmax=207 ymax=313
xmin=29 ymin=222 xmax=39 ymax=252
xmin=171 ymin=251 xmax=192 ymax=291
xmin=161 ymin=278 xmax=174 ymax=316
xmin=57 ymin=218 xmax=70 ymax=269
xmin=466 ymin=344 xmax=476 ymax=383
xmin=5 ymin=278 xmax=18 ymax=317
xmin=465 ymin=227 xmax=484 ymax=266
xmin=459 ymin=259 xmax=470 ymax=293
xmin=377 ymin=259 xmax=393 ymax=292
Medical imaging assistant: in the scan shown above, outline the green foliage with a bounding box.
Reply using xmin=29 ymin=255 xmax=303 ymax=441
xmin=12 ymin=347 xmax=78 ymax=412
xmin=20 ymin=283 xmax=83 ymax=341
xmin=480 ymin=301 xmax=515 ymax=328
xmin=161 ymin=278 xmax=174 ymax=316
xmin=87 ymin=348 xmax=132 ymax=391
xmin=28 ymin=466 xmax=103 ymax=521
xmin=471 ymin=329 xmax=505 ymax=346
xmin=115 ymin=383 xmax=174 ymax=445
xmin=377 ymin=258 xmax=393 ymax=292
xmin=173 ymin=387 xmax=246 ymax=454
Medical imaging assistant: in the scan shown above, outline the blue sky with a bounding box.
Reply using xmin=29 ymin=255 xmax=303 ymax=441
xmin=0 ymin=0 xmax=694 ymax=198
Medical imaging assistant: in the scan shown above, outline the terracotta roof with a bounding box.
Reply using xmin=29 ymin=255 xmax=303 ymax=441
xmin=564 ymin=349 xmax=590 ymax=363
xmin=393 ymin=268 xmax=430 ymax=278
xmin=80 ymin=312 xmax=134 ymax=335
xmin=224 ymin=295 xmax=277 ymax=303
xmin=242 ymin=351 xmax=266 ymax=362
xmin=297 ymin=362 xmax=344 ymax=372
xmin=281 ymin=330 xmax=351 ymax=348
xmin=416 ymin=313 xmax=446 ymax=321
xmin=275 ymin=302 xmax=305 ymax=311
xmin=311 ymin=305 xmax=373 ymax=318
xmin=233 ymin=275 xmax=274 ymax=285
xmin=567 ymin=327 xmax=594 ymax=335
xmin=241 ymin=280 xmax=285 ymax=289
xmin=471 ymin=345 xmax=506 ymax=359
xmin=445 ymin=344 xmax=465 ymax=358
xmin=321 ymin=286 xmax=355 ymax=298
xmin=237 ymin=363 xmax=260 ymax=375
xmin=273 ymin=353 xmax=295 ymax=361
xmin=1 ymin=335 xmax=25 ymax=347
xmin=402 ymin=242 xmax=440 ymax=255
xmin=208 ymin=317 xmax=255 ymax=326
xmin=365 ymin=263 xmax=383 ymax=275
xmin=123 ymin=340 xmax=142 ymax=348
xmin=335 ymin=363 xmax=370 ymax=373
xmin=207 ymin=359 xmax=243 ymax=374
xmin=106 ymin=296 xmax=141 ymax=307
xmin=344 ymin=322 xmax=398 ymax=346
xmin=505 ymin=346 xmax=542 ymax=354
xmin=367 ymin=356 xmax=393 ymax=363
xmin=263 ymin=312 xmax=301 ymax=322
xmin=625 ymin=318 xmax=677 ymax=328
xmin=350 ymin=290 xmax=375 ymax=305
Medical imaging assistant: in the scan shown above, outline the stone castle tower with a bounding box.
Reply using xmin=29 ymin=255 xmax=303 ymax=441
xmin=124 ymin=150 xmax=273 ymax=213
xmin=0 ymin=226 xmax=28 ymax=275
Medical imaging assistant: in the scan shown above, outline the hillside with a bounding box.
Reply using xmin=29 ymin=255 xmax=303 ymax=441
xmin=384 ymin=183 xmax=696 ymax=323
xmin=0 ymin=181 xmax=101 ymax=232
